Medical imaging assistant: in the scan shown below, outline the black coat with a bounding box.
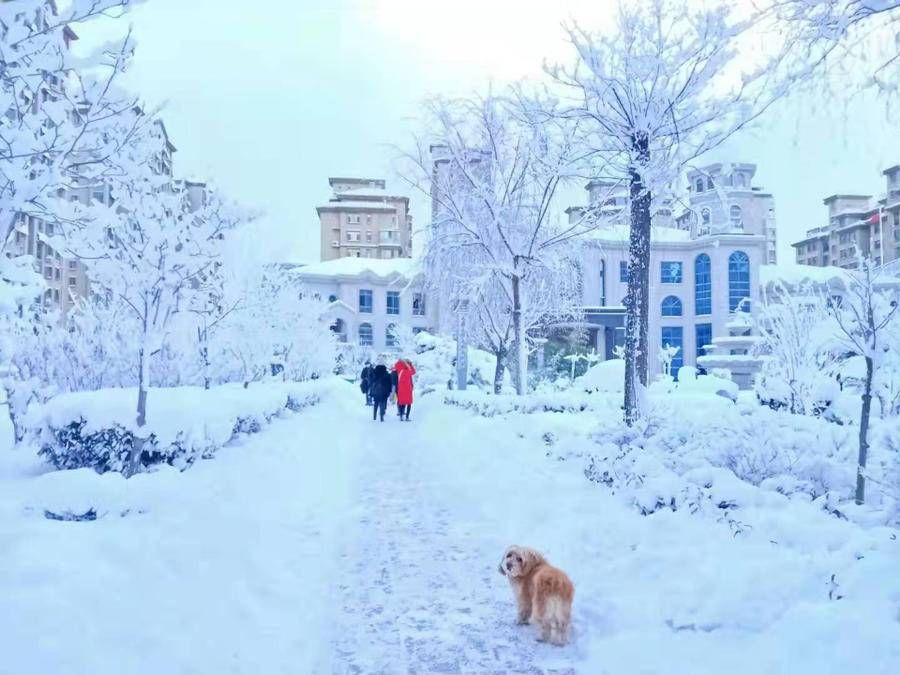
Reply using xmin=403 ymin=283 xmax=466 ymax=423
xmin=360 ymin=365 xmax=373 ymax=393
xmin=369 ymin=365 xmax=393 ymax=401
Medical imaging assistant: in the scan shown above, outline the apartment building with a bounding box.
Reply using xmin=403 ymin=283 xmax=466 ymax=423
xmin=290 ymin=257 xmax=434 ymax=352
xmin=317 ymin=178 xmax=413 ymax=261
xmin=793 ymin=165 xmax=900 ymax=269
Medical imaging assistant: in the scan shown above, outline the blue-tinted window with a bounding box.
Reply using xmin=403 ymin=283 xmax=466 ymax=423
xmin=695 ymin=254 xmax=711 ymax=315
xmin=661 ymin=261 xmax=683 ymax=284
xmin=359 ymin=289 xmax=373 ymax=313
xmin=386 ymin=324 xmax=398 ymax=347
xmin=696 ymin=323 xmax=712 ymax=365
xmin=661 ymin=295 xmax=682 ymax=316
xmin=358 ymin=322 xmax=373 ymax=346
xmin=728 ymin=251 xmax=751 ymax=311
xmin=661 ymin=326 xmax=684 ymax=377
xmin=619 ymin=260 xmax=629 ymax=282
xmin=386 ymin=291 xmax=400 ymax=315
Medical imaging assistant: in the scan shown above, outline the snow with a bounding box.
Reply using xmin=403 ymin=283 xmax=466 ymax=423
xmin=760 ymin=263 xmax=851 ymax=288
xmin=291 ymin=256 xmax=421 ymax=279
xmin=2 ymin=374 xmax=900 ymax=673
xmin=590 ymin=224 xmax=692 ymax=243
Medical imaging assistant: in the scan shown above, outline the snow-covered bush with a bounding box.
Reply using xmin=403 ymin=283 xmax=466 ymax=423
xmin=444 ymin=388 xmax=618 ymax=416
xmin=32 ymin=381 xmax=328 ymax=474
xmin=409 ymin=331 xmax=499 ymax=392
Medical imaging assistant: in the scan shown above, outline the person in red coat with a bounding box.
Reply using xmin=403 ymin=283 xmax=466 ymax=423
xmin=393 ymin=358 xmax=416 ymax=421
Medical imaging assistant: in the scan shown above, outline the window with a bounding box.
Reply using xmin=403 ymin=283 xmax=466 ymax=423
xmin=366 ymin=230 xmax=372 ymax=242
xmin=412 ymin=292 xmax=425 ymax=316
xmin=619 ymin=260 xmax=629 ymax=282
xmin=386 ymin=291 xmax=400 ymax=315
xmin=359 ymin=289 xmax=373 ymax=313
xmin=661 ymin=326 xmax=684 ymax=376
xmin=44 ymin=267 xmax=52 ymax=279
xmin=68 ymin=277 xmax=77 ymax=287
xmin=346 ymin=214 xmax=360 ymax=224
xmin=735 ymin=173 xmax=746 ymax=188
xmin=701 ymin=208 xmax=710 ymax=226
xmin=358 ymin=322 xmax=373 ymax=346
xmin=706 ymin=177 xmax=714 ymax=191
xmin=55 ymin=268 xmax=60 ymax=280
xmin=695 ymin=178 xmax=704 ymax=193
xmin=661 ymin=295 xmax=682 ymax=316
xmin=68 ymin=260 xmax=77 ymax=270
xmin=694 ymin=254 xmax=711 ymax=315
xmin=696 ymin=323 xmax=712 ymax=363
xmin=328 ymin=294 xmax=337 ymax=303
xmin=660 ymin=261 xmax=683 ymax=283
xmin=330 ymin=318 xmax=347 ymax=342
xmin=386 ymin=324 xmax=398 ymax=348
xmin=346 ymin=230 xmax=361 ymax=242
xmin=91 ymin=188 xmax=105 ymax=204
xmin=46 ymin=222 xmax=54 ymax=235
xmin=730 ymin=205 xmax=743 ymax=229
xmin=728 ymin=250 xmax=751 ymax=311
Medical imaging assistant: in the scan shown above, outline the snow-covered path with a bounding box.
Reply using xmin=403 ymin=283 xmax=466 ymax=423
xmin=325 ymin=402 xmax=569 ymax=675
xmin=3 ymin=381 xmax=900 ymax=675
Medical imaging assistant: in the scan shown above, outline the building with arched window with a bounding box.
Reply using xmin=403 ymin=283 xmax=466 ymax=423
xmin=290 ymin=257 xmax=435 ymax=353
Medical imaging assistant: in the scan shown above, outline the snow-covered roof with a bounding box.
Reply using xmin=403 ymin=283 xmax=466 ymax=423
xmin=759 ymin=264 xmax=850 ymax=288
xmin=337 ymin=188 xmax=407 ymax=201
xmin=589 ymin=224 xmax=692 ymax=243
xmin=291 ymin=257 xmax=421 ymax=280
xmin=317 ymin=200 xmax=398 ymax=211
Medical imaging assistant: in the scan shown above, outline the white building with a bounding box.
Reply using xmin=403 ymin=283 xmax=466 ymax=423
xmin=290 ymin=257 xmax=435 ymax=353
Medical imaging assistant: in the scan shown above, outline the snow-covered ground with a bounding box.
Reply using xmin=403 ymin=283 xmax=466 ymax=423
xmin=2 ymin=382 xmax=899 ymax=674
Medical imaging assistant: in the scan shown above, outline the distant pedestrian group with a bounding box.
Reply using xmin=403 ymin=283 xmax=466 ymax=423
xmin=359 ymin=358 xmax=416 ymax=422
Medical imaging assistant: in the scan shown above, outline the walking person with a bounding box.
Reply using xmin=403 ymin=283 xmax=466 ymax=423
xmin=369 ymin=362 xmax=393 ymax=422
xmin=394 ymin=358 xmax=416 ymax=421
xmin=360 ymin=361 xmax=374 ymax=406
xmin=390 ymin=365 xmax=401 ymax=417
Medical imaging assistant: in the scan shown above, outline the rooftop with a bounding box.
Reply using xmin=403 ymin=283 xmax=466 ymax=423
xmin=290 ymin=257 xmax=421 ymax=279
xmin=317 ymin=200 xmax=398 ymax=212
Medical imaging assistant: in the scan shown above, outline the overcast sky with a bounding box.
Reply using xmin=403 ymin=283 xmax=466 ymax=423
xmin=79 ymin=0 xmax=900 ymax=264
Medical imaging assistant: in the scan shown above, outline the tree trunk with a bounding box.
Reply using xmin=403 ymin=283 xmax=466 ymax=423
xmin=623 ymin=133 xmax=652 ymax=426
xmin=455 ymin=304 xmax=469 ymax=391
xmin=493 ymin=348 xmax=506 ymax=395
xmin=199 ymin=326 xmax=211 ymax=390
xmin=129 ymin=340 xmax=149 ymax=477
xmin=511 ymin=271 xmax=527 ymax=396
xmin=856 ymin=355 xmax=874 ymax=505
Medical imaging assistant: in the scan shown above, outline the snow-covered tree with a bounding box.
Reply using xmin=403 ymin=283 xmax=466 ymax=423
xmin=65 ymin=119 xmax=243 ymax=474
xmin=404 ymin=93 xmax=584 ymax=395
xmin=755 ymin=281 xmax=841 ymax=415
xmin=826 ymin=259 xmax=900 ymax=504
xmin=546 ymin=0 xmax=787 ymax=424
xmin=217 ymin=266 xmax=337 ymax=388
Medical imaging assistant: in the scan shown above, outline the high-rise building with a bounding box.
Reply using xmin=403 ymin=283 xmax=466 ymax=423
xmin=792 ymin=165 xmax=900 ymax=269
xmin=317 ymin=178 xmax=412 ymax=261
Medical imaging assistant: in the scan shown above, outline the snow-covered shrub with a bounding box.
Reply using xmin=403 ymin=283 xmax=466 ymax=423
xmin=32 ymin=381 xmax=329 ymax=474
xmin=409 ymin=331 xmax=498 ymax=392
xmin=444 ymin=389 xmax=618 ymax=416
xmin=577 ymin=358 xmax=625 ymax=393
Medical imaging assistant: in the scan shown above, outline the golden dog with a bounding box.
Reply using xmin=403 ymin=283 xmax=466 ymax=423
xmin=498 ymin=545 xmax=574 ymax=645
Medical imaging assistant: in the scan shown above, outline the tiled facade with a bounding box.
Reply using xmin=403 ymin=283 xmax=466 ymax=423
xmin=317 ymin=178 xmax=413 ymax=261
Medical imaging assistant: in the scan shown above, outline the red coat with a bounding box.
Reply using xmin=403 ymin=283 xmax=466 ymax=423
xmin=394 ymin=359 xmax=416 ymax=405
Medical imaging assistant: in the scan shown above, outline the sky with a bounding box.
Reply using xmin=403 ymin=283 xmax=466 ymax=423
xmin=76 ymin=0 xmax=900 ymax=265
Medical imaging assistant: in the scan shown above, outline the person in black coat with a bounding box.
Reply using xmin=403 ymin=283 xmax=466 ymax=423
xmin=360 ymin=362 xmax=374 ymax=405
xmin=369 ymin=364 xmax=393 ymax=422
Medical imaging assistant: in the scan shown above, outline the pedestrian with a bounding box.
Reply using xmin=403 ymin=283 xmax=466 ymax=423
xmin=369 ymin=362 xmax=393 ymax=422
xmin=360 ymin=361 xmax=374 ymax=406
xmin=390 ymin=365 xmax=401 ymax=417
xmin=394 ymin=358 xmax=416 ymax=421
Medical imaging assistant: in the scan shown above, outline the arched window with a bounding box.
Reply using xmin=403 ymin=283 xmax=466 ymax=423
xmin=730 ymin=205 xmax=743 ymax=229
xmin=695 ymin=254 xmax=711 ymax=315
xmin=728 ymin=251 xmax=750 ymax=311
xmin=695 ymin=178 xmax=704 ymax=193
xmin=700 ymin=208 xmax=710 ymax=226
xmin=386 ymin=323 xmax=398 ymax=348
xmin=706 ymin=177 xmax=714 ymax=190
xmin=735 ymin=173 xmax=746 ymax=188
xmin=358 ymin=322 xmax=373 ymax=346
xmin=661 ymin=295 xmax=682 ymax=316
